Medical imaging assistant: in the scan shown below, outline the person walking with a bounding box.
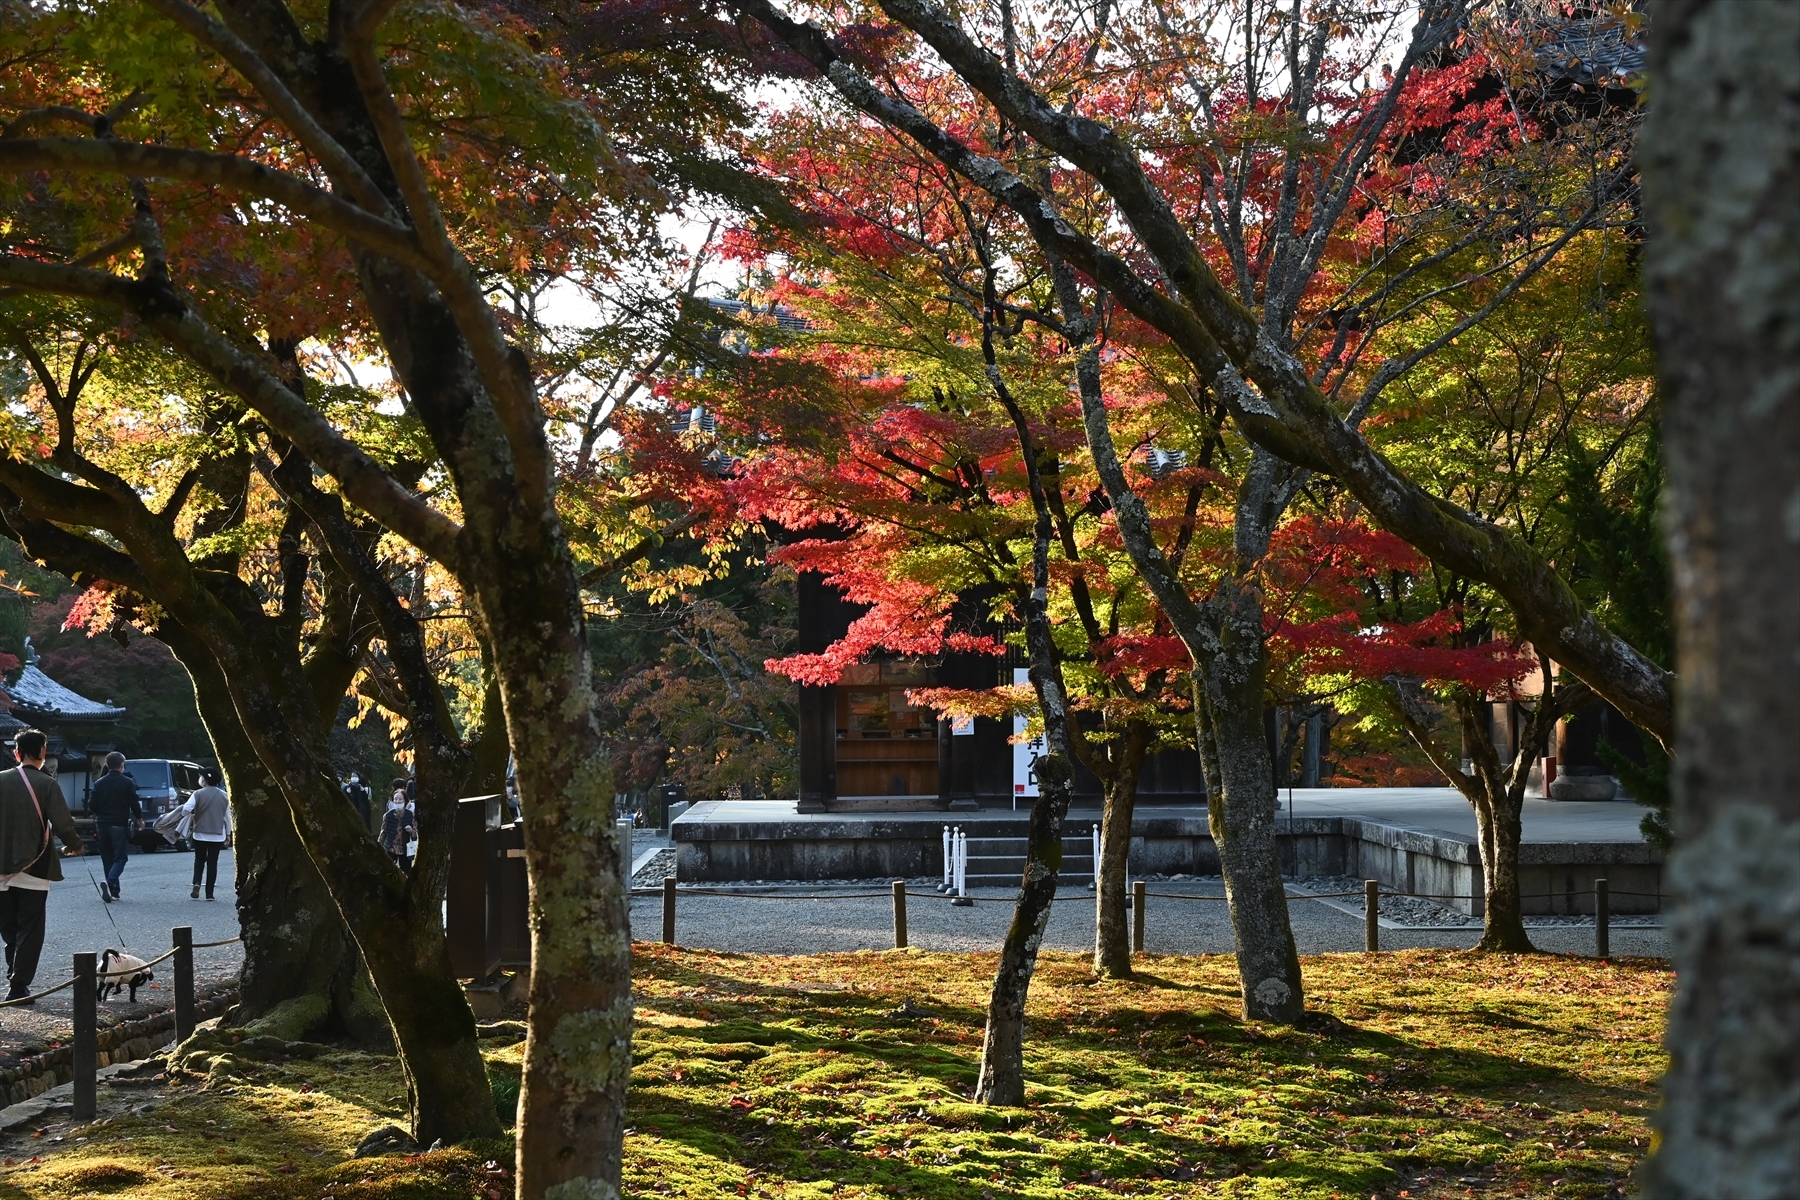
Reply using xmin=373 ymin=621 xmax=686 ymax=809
xmin=378 ymin=779 xmax=416 ymax=872
xmin=87 ymin=751 xmax=142 ymax=902
xmin=0 ymin=729 xmax=85 ymax=1003
xmin=343 ymin=772 xmax=371 ymax=832
xmin=180 ymin=770 xmax=232 ymax=900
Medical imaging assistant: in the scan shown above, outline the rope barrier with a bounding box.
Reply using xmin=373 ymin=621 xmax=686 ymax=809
xmin=631 ymin=887 xmax=896 ymax=900
xmin=134 ymin=946 xmax=180 ymax=970
xmin=0 ymin=977 xmax=76 ymax=1008
xmin=644 ymin=869 xmax=1655 ymax=963
xmin=634 ymin=884 xmax=1659 ymax=906
xmin=191 ymin=936 xmax=243 ymax=949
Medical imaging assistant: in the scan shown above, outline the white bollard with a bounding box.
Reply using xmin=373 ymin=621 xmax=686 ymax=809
xmin=941 ymin=825 xmax=953 ymax=892
xmin=952 ymin=828 xmax=973 ymax=906
xmin=1091 ymin=824 xmax=1101 ymax=890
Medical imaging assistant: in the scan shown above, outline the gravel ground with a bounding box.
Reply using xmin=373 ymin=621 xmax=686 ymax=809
xmin=630 ymin=848 xmax=678 ymax=887
xmin=631 ymin=876 xmax=1668 ymax=959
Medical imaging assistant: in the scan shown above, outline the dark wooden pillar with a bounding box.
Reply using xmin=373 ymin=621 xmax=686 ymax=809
xmin=796 ymin=684 xmax=834 ymax=812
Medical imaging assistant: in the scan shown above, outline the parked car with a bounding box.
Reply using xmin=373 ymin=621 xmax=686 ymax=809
xmin=123 ymin=759 xmax=207 ymax=851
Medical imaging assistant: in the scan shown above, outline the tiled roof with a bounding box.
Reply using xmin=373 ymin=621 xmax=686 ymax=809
xmin=3 ymin=662 xmax=127 ymax=721
xmin=1536 ymin=16 xmax=1646 ymax=89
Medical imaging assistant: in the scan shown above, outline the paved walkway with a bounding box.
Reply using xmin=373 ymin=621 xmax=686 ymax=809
xmin=0 ymin=846 xmax=242 ymax=1050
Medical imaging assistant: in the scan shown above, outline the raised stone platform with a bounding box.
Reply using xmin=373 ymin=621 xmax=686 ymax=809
xmin=670 ymin=789 xmax=1664 ymax=915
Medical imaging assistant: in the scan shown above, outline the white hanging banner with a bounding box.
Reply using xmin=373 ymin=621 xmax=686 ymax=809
xmin=1012 ymin=667 xmax=1041 ymax=801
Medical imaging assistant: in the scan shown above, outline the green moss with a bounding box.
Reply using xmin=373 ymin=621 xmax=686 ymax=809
xmin=239 ymin=994 xmax=332 ymax=1043
xmin=0 ymin=950 xmax=1667 ymax=1200
xmin=624 ymin=948 xmax=1669 ymax=1199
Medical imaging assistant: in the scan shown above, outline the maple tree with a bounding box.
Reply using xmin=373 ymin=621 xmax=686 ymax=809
xmin=701 ymin=171 xmax=1198 ymax=986
xmin=727 ymin=0 xmax=1668 ymax=770
xmin=0 ymin=306 xmax=502 ymax=1135
xmin=1343 ymin=230 xmax=1658 ymax=948
xmin=0 ymin=0 xmax=763 ymax=1187
xmin=724 ymin=0 xmax=1657 ymax=1002
xmin=714 ymin=57 xmax=1573 ymax=1058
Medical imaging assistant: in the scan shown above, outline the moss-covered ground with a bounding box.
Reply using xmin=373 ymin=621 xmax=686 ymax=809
xmin=0 ymin=947 xmax=1669 ymax=1199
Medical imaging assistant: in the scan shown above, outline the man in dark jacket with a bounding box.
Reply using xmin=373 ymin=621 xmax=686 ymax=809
xmin=88 ymin=752 xmax=142 ymax=901
xmin=0 ymin=729 xmax=85 ymax=1002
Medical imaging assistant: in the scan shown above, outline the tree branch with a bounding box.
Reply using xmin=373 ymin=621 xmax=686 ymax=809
xmin=340 ymin=32 xmax=553 ymax=508
xmin=0 ymin=138 xmax=429 ymax=270
xmin=139 ymin=0 xmax=395 ymax=216
xmin=0 ymin=255 xmax=464 ymax=564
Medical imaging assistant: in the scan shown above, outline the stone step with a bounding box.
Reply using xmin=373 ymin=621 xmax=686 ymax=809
xmin=948 ymin=834 xmax=1101 ymax=887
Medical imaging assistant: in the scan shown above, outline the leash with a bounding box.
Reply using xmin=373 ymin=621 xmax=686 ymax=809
xmin=83 ymin=856 xmax=131 ymax=950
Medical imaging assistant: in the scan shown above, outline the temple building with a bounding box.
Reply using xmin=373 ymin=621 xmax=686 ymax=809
xmin=794 ymin=575 xmax=1204 ymax=812
xmin=1 ymin=638 xmax=127 ymax=809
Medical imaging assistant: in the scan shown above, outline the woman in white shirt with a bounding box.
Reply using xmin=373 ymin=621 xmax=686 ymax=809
xmin=181 ymin=771 xmax=232 ymax=900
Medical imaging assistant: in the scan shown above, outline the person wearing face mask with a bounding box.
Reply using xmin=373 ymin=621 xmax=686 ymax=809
xmin=179 ymin=770 xmax=232 ymax=900
xmin=343 ymin=772 xmax=371 ymax=833
xmin=378 ymin=778 xmax=417 ymax=872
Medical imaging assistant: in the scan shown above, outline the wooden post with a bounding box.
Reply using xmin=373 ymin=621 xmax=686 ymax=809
xmin=1132 ymin=879 xmax=1146 ymax=954
xmin=1364 ymin=880 xmax=1380 ymax=953
xmin=72 ymin=952 xmax=96 ymax=1121
xmin=1595 ymin=877 xmax=1610 ymax=960
xmin=892 ymin=880 xmax=908 ymax=949
xmin=661 ymin=877 xmax=677 ymax=946
xmin=173 ymin=926 xmax=195 ymax=1043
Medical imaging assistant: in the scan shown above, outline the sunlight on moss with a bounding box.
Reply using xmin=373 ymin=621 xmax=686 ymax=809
xmin=0 ymin=949 xmax=1667 ymax=1200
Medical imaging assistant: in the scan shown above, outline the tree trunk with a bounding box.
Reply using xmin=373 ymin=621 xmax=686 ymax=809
xmin=976 ymin=326 xmax=1082 ymax=1104
xmin=976 ymin=748 xmax=1075 ymax=1104
xmin=489 ymin=607 xmax=630 ymax=1193
xmin=181 ymin=647 xmax=383 ymax=1041
xmin=1058 ymin=278 xmax=1305 ymax=1023
xmin=1470 ymin=794 xmax=1532 ymax=954
xmin=221 ymin=681 xmax=501 ymax=1146
xmin=1093 ymin=723 xmax=1149 ymax=978
xmin=1197 ymin=578 xmax=1306 ymax=1023
xmin=1639 ymin=3 xmax=1800 ymax=1193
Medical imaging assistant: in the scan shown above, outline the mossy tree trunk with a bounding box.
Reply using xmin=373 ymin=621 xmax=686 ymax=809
xmin=474 ymin=541 xmax=628 ymax=1189
xmin=1091 ymin=723 xmax=1149 ymax=979
xmin=977 ymin=329 xmax=1080 ymax=1105
xmin=339 ymin=246 xmax=632 ymax=1191
xmin=1639 ymin=3 xmax=1800 ymax=1192
xmin=177 ymin=639 xmax=387 ymax=1042
xmin=1386 ymin=676 xmax=1583 ymax=954
xmin=1055 ymin=268 xmax=1305 ymax=1023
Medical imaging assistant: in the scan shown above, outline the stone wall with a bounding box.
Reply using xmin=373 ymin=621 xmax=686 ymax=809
xmin=0 ymin=986 xmax=237 ymax=1108
xmin=674 ymin=811 xmax=1664 ymax=914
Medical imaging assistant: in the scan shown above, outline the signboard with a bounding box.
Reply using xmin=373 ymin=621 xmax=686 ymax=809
xmin=1012 ymin=668 xmax=1041 ymax=801
xmin=951 ymin=715 xmax=974 ymax=736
